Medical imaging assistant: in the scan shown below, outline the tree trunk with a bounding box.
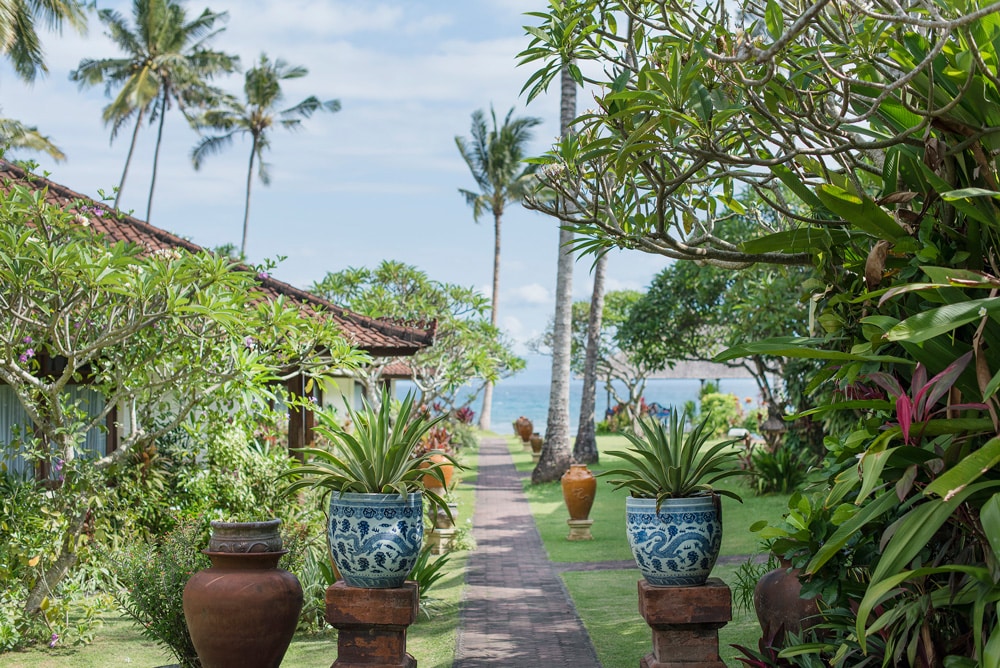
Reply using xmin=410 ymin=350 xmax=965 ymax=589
xmin=145 ymin=91 xmax=168 ymax=223
xmin=114 ymin=107 xmax=145 ymax=209
xmin=574 ymin=252 xmax=607 ymax=464
xmin=241 ymin=139 xmax=257 ymax=259
xmin=532 ymin=63 xmax=577 ymax=484
xmin=24 ymin=507 xmax=90 ymax=616
xmin=478 ymin=209 xmax=502 ymax=431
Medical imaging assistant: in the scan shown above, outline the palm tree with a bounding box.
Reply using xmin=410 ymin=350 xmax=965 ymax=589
xmin=573 ymin=252 xmax=607 ymax=464
xmin=532 ymin=63 xmax=578 ymax=484
xmin=0 ymin=117 xmax=65 ymax=160
xmin=1 ymin=0 xmax=86 ymax=82
xmin=456 ymin=106 xmax=541 ymax=431
xmin=191 ymin=54 xmax=340 ymax=258
xmin=69 ymin=0 xmax=237 ymax=220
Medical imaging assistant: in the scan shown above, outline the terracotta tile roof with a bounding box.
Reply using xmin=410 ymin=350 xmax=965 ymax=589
xmin=0 ymin=159 xmax=435 ymax=357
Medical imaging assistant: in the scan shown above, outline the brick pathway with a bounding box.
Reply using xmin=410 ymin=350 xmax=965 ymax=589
xmin=453 ymin=437 xmax=603 ymax=667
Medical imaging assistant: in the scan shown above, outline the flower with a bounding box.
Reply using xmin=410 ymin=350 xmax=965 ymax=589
xmin=19 ymin=348 xmax=34 ymax=363
xmin=49 ymin=633 xmax=58 ymax=648
xmin=257 ymin=270 xmax=270 ymax=280
xmin=243 ymin=336 xmax=256 ymax=350
xmin=22 ymin=336 xmax=31 ymax=344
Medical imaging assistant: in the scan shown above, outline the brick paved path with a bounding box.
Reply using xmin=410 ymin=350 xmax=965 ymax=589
xmin=452 ymin=437 xmax=602 ymax=667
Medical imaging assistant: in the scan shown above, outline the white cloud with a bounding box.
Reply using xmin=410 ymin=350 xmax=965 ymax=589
xmin=508 ymin=283 xmax=550 ymax=305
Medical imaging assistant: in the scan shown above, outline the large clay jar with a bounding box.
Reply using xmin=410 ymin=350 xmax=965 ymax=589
xmin=421 ymin=451 xmax=454 ymax=491
xmin=753 ymin=558 xmax=822 ymax=641
xmin=561 ymin=464 xmax=597 ymax=520
xmin=183 ymin=520 xmax=303 ymax=668
xmin=530 ymin=433 xmax=544 ymax=453
xmin=515 ymin=416 xmax=534 ymax=443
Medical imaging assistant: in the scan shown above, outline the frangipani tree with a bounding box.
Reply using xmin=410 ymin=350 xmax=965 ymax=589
xmin=313 ymin=260 xmax=524 ymax=412
xmin=0 ymin=179 xmax=362 ymax=622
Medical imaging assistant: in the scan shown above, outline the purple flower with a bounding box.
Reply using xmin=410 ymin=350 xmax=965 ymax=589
xmin=19 ymin=348 xmax=34 ymax=363
xmin=244 ymin=336 xmax=256 ymax=350
xmin=22 ymin=336 xmax=31 ymax=344
xmin=49 ymin=633 xmax=58 ymax=648
xmin=257 ymin=270 xmax=270 ymax=280
xmin=52 ymin=458 xmax=63 ymax=473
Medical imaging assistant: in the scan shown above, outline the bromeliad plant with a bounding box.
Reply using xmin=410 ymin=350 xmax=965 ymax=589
xmin=600 ymin=408 xmax=746 ymax=508
xmin=280 ymin=388 xmax=459 ymax=516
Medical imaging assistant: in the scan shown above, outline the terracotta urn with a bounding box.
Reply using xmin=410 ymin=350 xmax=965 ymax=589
xmin=753 ymin=558 xmax=822 ymax=641
xmin=421 ymin=450 xmax=453 ymax=491
xmin=561 ymin=464 xmax=597 ymax=520
xmin=515 ymin=416 xmax=534 ymax=443
xmin=530 ymin=433 xmax=544 ymax=453
xmin=183 ymin=520 xmax=303 ymax=668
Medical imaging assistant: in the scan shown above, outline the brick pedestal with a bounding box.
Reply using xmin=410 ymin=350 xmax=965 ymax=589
xmin=637 ymin=577 xmax=731 ymax=668
xmin=325 ymin=581 xmax=419 ymax=667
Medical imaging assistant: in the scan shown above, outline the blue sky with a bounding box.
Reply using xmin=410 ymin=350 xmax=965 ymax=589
xmin=0 ymin=0 xmax=668 ymax=382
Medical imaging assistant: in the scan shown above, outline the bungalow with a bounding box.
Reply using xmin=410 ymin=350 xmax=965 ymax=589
xmin=0 ymin=159 xmax=434 ymax=475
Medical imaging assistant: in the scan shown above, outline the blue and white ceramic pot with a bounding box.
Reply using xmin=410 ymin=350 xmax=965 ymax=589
xmin=625 ymin=494 xmax=722 ymax=587
xmin=327 ymin=492 xmax=423 ymax=588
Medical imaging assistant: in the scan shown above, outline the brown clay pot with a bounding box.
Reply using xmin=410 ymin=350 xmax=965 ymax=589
xmin=530 ymin=433 xmax=544 ymax=453
xmin=183 ymin=521 xmax=303 ymax=668
xmin=753 ymin=558 xmax=821 ymax=642
xmin=515 ymin=416 xmax=534 ymax=443
xmin=421 ymin=451 xmax=454 ymax=490
xmin=561 ymin=464 xmax=597 ymax=520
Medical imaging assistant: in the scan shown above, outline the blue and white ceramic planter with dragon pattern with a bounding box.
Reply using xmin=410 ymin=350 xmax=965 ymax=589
xmin=625 ymin=494 xmax=721 ymax=587
xmin=327 ymin=492 xmax=423 ymax=588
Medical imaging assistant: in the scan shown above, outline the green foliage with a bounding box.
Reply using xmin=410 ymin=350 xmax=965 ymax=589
xmin=698 ymin=393 xmax=742 ymax=437
xmin=408 ymin=547 xmax=452 ymax=619
xmin=103 ymin=518 xmax=209 ymax=668
xmin=748 ymin=447 xmax=814 ymax=496
xmin=600 ymin=408 xmax=745 ymax=507
xmin=313 ymin=260 xmax=523 ymax=410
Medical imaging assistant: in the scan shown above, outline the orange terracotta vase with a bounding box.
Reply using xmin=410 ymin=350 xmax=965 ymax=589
xmin=561 ymin=464 xmax=597 ymax=520
xmin=530 ymin=433 xmax=544 ymax=453
xmin=421 ymin=451 xmax=453 ymax=490
xmin=515 ymin=416 xmax=534 ymax=443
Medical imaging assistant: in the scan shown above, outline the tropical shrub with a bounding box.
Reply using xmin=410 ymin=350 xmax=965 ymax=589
xmin=748 ymin=447 xmax=814 ymax=496
xmin=698 ymin=393 xmax=742 ymax=437
xmin=104 ymin=518 xmax=209 ymax=668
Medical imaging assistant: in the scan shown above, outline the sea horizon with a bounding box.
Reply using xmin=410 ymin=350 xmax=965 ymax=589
xmin=401 ymin=377 xmax=762 ymax=437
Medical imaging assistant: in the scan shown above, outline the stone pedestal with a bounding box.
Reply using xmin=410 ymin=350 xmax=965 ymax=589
xmin=427 ymin=527 xmax=455 ymax=555
xmin=566 ymin=518 xmax=594 ymax=541
xmin=325 ymin=581 xmax=419 ymax=667
xmin=637 ymin=578 xmax=731 ymax=668
xmin=531 ymin=451 xmax=541 ymax=463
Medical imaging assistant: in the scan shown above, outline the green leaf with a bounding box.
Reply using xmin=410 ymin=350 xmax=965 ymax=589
xmin=885 ymin=297 xmax=1000 ymax=342
xmin=816 ymin=184 xmax=908 ymax=241
xmin=981 ymin=494 xmax=1000 ymax=562
xmin=923 ymin=437 xmax=1000 ymax=501
xmin=771 ymin=164 xmax=824 ymax=209
xmin=805 ymin=492 xmax=900 ymax=574
xmin=764 ymin=0 xmax=784 ymax=40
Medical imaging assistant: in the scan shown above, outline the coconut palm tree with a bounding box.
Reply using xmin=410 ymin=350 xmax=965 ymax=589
xmin=191 ymin=54 xmax=340 ymax=258
xmin=1 ymin=0 xmax=87 ymax=82
xmin=532 ymin=65 xmax=577 ymax=484
xmin=573 ymin=252 xmax=607 ymax=464
xmin=0 ymin=117 xmax=64 ymax=160
xmin=69 ymin=0 xmax=237 ymax=220
xmin=456 ymin=106 xmax=541 ymax=431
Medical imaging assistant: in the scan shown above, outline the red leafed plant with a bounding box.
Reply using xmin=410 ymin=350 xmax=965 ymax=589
xmin=866 ymin=350 xmax=987 ymax=445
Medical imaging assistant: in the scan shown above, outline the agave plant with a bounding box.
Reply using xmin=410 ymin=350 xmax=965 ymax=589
xmin=280 ymin=388 xmax=458 ymax=513
xmin=600 ymin=408 xmax=745 ymax=509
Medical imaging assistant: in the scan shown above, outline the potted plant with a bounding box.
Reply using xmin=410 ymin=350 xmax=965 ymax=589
xmin=281 ymin=388 xmax=458 ymax=589
xmin=600 ymin=407 xmax=744 ymax=586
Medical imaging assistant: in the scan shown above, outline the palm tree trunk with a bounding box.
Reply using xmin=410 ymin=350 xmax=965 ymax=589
xmin=114 ymin=107 xmax=145 ymax=209
xmin=241 ymin=139 xmax=257 ymax=259
xmin=145 ymin=91 xmax=168 ymax=223
xmin=573 ymin=252 xmax=607 ymax=464
xmin=532 ymin=63 xmax=578 ymax=484
xmin=478 ymin=209 xmax=503 ymax=431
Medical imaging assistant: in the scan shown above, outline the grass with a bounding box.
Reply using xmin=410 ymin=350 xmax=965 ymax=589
xmin=5 ymin=439 xmax=482 ymax=668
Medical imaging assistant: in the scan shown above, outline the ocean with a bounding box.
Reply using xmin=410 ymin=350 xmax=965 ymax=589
xmin=400 ymin=378 xmax=761 ymax=436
